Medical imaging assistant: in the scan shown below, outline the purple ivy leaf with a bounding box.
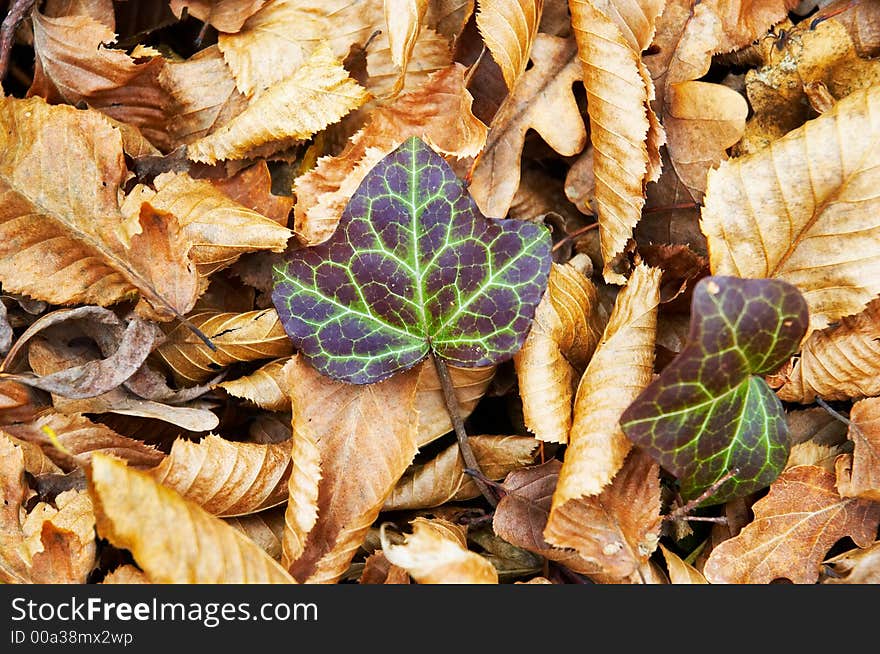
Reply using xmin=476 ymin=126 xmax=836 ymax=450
xmin=272 ymin=137 xmax=552 ymax=384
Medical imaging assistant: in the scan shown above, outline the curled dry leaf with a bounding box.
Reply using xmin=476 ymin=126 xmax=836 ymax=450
xmin=550 ymin=264 xmax=660 ymax=501
xmin=170 ymin=0 xmax=270 ymax=32
xmin=282 ymin=355 xmax=420 ymax=583
xmin=703 ymin=465 xmax=880 ymax=584
xmin=513 ymin=260 xmax=603 ymax=443
xmin=0 ymin=381 xmax=41 ymax=426
xmin=101 ymin=564 xmax=151 ymax=584
xmin=218 ymin=357 xmax=292 ymax=411
xmin=154 ymin=309 xmax=294 ymax=385
xmin=468 ymin=33 xmax=585 ymax=221
xmin=659 ymin=544 xmax=708 ymax=584
xmin=700 ymin=84 xmax=880 ymax=332
xmin=383 ymin=435 xmax=538 ymax=510
xmin=89 ymin=454 xmax=295 ymax=583
xmin=381 ymin=517 xmax=498 ymax=584
xmin=822 ymin=541 xmax=880 ymax=584
xmin=0 ymin=300 xmax=11 ymax=356
xmin=835 ymin=397 xmax=880 ymax=502
xmin=3 ymin=435 xmax=62 ymax=476
xmin=359 ymin=551 xmax=411 ymax=584
xmin=225 ymin=506 xmax=286 ymax=561
xmin=361 ymin=26 xmax=453 ymax=99
xmin=476 ymin=0 xmax=544 ymax=90
xmin=383 ymin=0 xmax=430 ymax=95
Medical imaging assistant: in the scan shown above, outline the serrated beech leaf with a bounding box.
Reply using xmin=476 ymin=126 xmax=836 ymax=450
xmin=620 ymin=276 xmax=809 ymax=505
xmin=272 ymin=136 xmax=551 ymax=384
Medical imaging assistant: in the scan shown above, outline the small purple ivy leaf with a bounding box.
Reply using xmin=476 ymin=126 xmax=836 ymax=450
xmin=620 ymin=276 xmax=809 ymax=506
xmin=271 ymin=136 xmax=552 ymax=384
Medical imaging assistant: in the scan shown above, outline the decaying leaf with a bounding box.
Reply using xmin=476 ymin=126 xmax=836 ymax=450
xmin=359 ymin=551 xmax=411 ymax=584
xmin=217 ymin=357 xmax=292 ymax=411
xmin=703 ymin=465 xmax=880 ymax=584
xmin=835 ymin=398 xmax=880 ymax=502
xmin=822 ymin=541 xmax=880 ymax=584
xmin=89 ymin=454 xmax=295 ymax=583
xmin=476 ymin=0 xmax=544 ymax=90
xmin=381 ymin=517 xmax=498 ymax=584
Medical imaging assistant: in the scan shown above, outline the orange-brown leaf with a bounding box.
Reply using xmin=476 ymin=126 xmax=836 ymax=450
xmin=476 ymin=0 xmax=544 ymax=90
xmin=835 ymin=397 xmax=880 ymax=502
xmin=217 ymin=357 xmax=292 ymax=411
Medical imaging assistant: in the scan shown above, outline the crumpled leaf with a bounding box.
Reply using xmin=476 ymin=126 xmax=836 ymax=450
xmin=703 ymin=465 xmax=880 ymax=584
xmin=272 ymin=136 xmax=551 ymax=384
xmin=170 ymin=0 xmax=270 ymax=32
xmin=101 ymin=564 xmax=151 ymax=584
xmin=292 ymin=64 xmax=487 ymax=246
xmin=381 ymin=517 xmax=498 ymax=584
xmin=282 ymin=355 xmax=420 ymax=584
xmin=384 ymin=0 xmax=430 ymax=95
xmin=154 ymin=309 xmax=294 ymax=385
xmin=822 ymin=541 xmax=880 ymax=584
xmin=89 ymin=453 xmax=295 ymax=583
xmin=217 ymin=357 xmax=292 ymax=411
xmin=0 ymin=380 xmax=40 ymax=426
xmin=700 ymin=84 xmax=880 ymax=332
xmin=835 ymin=397 xmax=880 ymax=502
xmin=468 ymin=33 xmax=585 ymax=221
xmin=621 ymin=276 xmax=809 ymax=505
xmin=149 ymin=435 xmax=290 ymax=517
xmin=549 ymin=264 xmax=660 ymax=502
xmin=513 ymin=258 xmax=603 ymax=443
xmin=359 ymin=551 xmax=411 ymax=584
xmin=476 ymin=0 xmax=544 ymax=90
xmin=660 ymin=544 xmax=708 ymax=584
xmin=383 ymin=435 xmax=538 ymax=510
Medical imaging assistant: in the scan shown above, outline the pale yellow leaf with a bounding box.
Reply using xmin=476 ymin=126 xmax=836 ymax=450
xmin=22 ymin=489 xmax=96 ymax=584
xmin=362 ymin=27 xmax=453 ymax=98
xmin=476 ymin=0 xmax=544 ymax=90
xmin=384 ymin=0 xmax=430 ymax=93
xmin=660 ymin=544 xmax=708 ymax=584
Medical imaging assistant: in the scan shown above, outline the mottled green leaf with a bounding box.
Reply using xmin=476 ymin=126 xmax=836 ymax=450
xmin=620 ymin=276 xmax=808 ymax=505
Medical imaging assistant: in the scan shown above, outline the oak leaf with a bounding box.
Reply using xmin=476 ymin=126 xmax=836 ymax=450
xmin=703 ymin=465 xmax=880 ymax=584
xmin=835 ymin=397 xmax=880 ymax=502
xmin=476 ymin=0 xmax=544 ymax=90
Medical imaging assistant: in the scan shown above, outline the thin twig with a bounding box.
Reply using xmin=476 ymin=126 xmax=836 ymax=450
xmin=550 ymin=221 xmax=598 ymax=253
xmin=433 ymin=355 xmax=498 ymax=507
xmin=0 ymin=0 xmax=37 ymax=90
xmin=663 ymin=468 xmax=739 ymax=521
xmin=814 ymin=396 xmax=851 ymax=426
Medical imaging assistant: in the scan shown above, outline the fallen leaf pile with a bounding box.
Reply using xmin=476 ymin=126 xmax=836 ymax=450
xmin=1 ymin=0 xmax=879 ymax=585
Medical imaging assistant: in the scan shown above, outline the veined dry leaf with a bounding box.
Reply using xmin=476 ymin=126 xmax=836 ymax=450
xmin=283 ymin=355 xmax=420 ymax=584
xmin=822 ymin=541 xmax=880 ymax=584
xmin=150 ymin=435 xmax=290 ymax=517
xmin=660 ymin=544 xmax=708 ymax=584
xmin=292 ymin=63 xmax=487 ymax=245
xmin=0 ymin=97 xmax=199 ymax=320
xmin=381 ymin=517 xmax=498 ymax=584
xmin=29 ymin=10 xmax=173 ymax=149
xmin=361 ymin=27 xmax=454 ymax=98
xmin=700 ymin=84 xmax=880 ymax=332
xmin=513 ymin=259 xmax=603 ymax=443
xmin=89 ymin=454 xmax=295 ymax=583
xmin=43 ymin=0 xmax=115 ymax=23
xmin=476 ymin=0 xmax=544 ymax=90
xmin=413 ymin=360 xmax=495 ymax=447
xmin=359 ymin=551 xmax=411 ymax=584
xmin=154 ymin=309 xmax=294 ymax=385
xmin=550 ymin=264 xmax=660 ymax=501
xmin=383 ymin=435 xmax=538 ymax=510
xmin=170 ymin=0 xmax=270 ymax=32
xmin=545 ymin=449 xmax=662 ymax=582
xmin=468 ymin=34 xmax=585 ymax=221
xmin=0 ymin=435 xmax=31 ymax=583
xmin=426 ymin=0 xmax=475 ymax=41
xmin=218 ymin=357 xmax=292 ymax=411
xmin=209 ymin=162 xmax=293 ymax=227
xmin=835 ymin=397 xmax=880 ymax=502
xmin=787 ymin=440 xmax=841 ymax=473
xmin=22 ymin=488 xmax=96 ymax=584
xmin=225 ymin=506 xmax=286 ymax=560
xmin=101 ymin=564 xmax=150 ymax=584
xmin=772 ymin=297 xmax=880 ymax=405
xmin=3 ymin=436 xmax=62 ymax=476
xmin=384 ymin=0 xmax=430 ymax=94
xmin=703 ymin=465 xmax=880 ymax=584
xmin=187 ymin=44 xmax=368 ymax=164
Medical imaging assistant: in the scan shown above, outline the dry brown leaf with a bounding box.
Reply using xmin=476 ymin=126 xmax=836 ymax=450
xmin=427 ymin=0 xmax=475 ymax=41
xmin=835 ymin=397 xmax=880 ymax=502
xmin=822 ymin=541 xmax=880 ymax=584
xmin=225 ymin=506 xmax=286 ymax=560
xmin=282 ymin=355 xmax=420 ymax=583
xmin=170 ymin=0 xmax=270 ymax=32
xmin=381 ymin=517 xmax=498 ymax=584
xmin=700 ymin=84 xmax=880 ymax=332
xmin=187 ymin=44 xmax=368 ymax=163
xmin=89 ymin=453 xmax=295 ymax=583
xmin=0 ymin=301 xmax=12 ymax=356
xmin=0 ymin=435 xmax=31 ymax=583
xmin=383 ymin=435 xmax=538 ymax=510
xmin=786 ymin=441 xmax=842 ymax=473
xmin=513 ymin=259 xmax=603 ymax=443
xmin=359 ymin=551 xmax=411 ymax=584
xmin=149 ymin=435 xmax=290 ymax=517
xmin=550 ymin=264 xmax=660 ymax=501
xmin=413 ymin=360 xmax=495 ymax=447
xmin=786 ymin=407 xmax=849 ymax=447
xmin=3 ymin=435 xmax=63 ymax=476
xmin=22 ymin=488 xmax=96 ymax=584
xmin=703 ymin=465 xmax=880 ymax=584
xmin=29 ymin=10 xmax=173 ymax=149
xmin=154 ymin=309 xmax=294 ymax=385
xmin=384 ymin=0 xmax=430 ymax=94
xmin=468 ymin=34 xmax=585 ymax=221
xmin=544 ymin=449 xmax=662 ymax=582
xmin=476 ymin=0 xmax=544 ymax=90
xmin=101 ymin=564 xmax=150 ymax=584
xmin=361 ymin=26 xmax=454 ymax=98
xmin=660 ymin=544 xmax=708 ymax=584
xmin=0 ymin=381 xmax=41 ymax=426
xmin=0 ymin=97 xmax=199 ymax=320
xmin=218 ymin=357 xmax=292 ymax=411
xmin=293 ymin=63 xmax=487 ymax=245
xmin=208 ymin=162 xmax=293 ymax=227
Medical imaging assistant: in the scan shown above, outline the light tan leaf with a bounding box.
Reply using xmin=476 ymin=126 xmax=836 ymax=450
xmin=660 ymin=544 xmax=708 ymax=584
xmin=703 ymin=465 xmax=880 ymax=584
xmin=383 ymin=435 xmax=538 ymax=510
xmin=225 ymin=506 xmax=286 ymax=560
xmin=822 ymin=541 xmax=880 ymax=584
xmin=154 ymin=309 xmax=294 ymax=385
xmin=550 ymin=264 xmax=660 ymax=501
xmin=29 ymin=11 xmax=173 ymax=149
xmin=476 ymin=0 xmax=544 ymax=90
xmin=89 ymin=454 xmax=295 ymax=583
xmin=149 ymin=435 xmax=290 ymax=517
xmin=835 ymin=397 xmax=880 ymax=502
xmin=187 ymin=44 xmax=368 ymax=163
xmin=384 ymin=0 xmax=430 ymax=93
xmin=23 ymin=489 xmax=96 ymax=584
xmin=170 ymin=0 xmax=270 ymax=32
xmin=513 ymin=260 xmax=603 ymax=443
xmin=218 ymin=357 xmax=292 ymax=411
xmin=101 ymin=564 xmax=150 ymax=584
xmin=0 ymin=435 xmax=31 ymax=583
xmin=544 ymin=449 xmax=662 ymax=582
xmin=468 ymin=34 xmax=585 ymax=221
xmin=569 ymin=0 xmax=665 ymax=283
xmin=413 ymin=360 xmax=495 ymax=447
xmin=700 ymin=83 xmax=880 ymax=332
xmin=293 ymin=63 xmax=487 ymax=245
xmin=0 ymin=97 xmax=199 ymax=320
xmin=361 ymin=27 xmax=454 ymax=98
xmin=381 ymin=517 xmax=498 ymax=584
xmin=359 ymin=551 xmax=411 ymax=584
xmin=772 ymin=300 xmax=880 ymax=403
xmin=786 ymin=441 xmax=841 ymax=473
xmin=282 ymin=355 xmax=420 ymax=584
xmin=2 ymin=435 xmax=62 ymax=476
